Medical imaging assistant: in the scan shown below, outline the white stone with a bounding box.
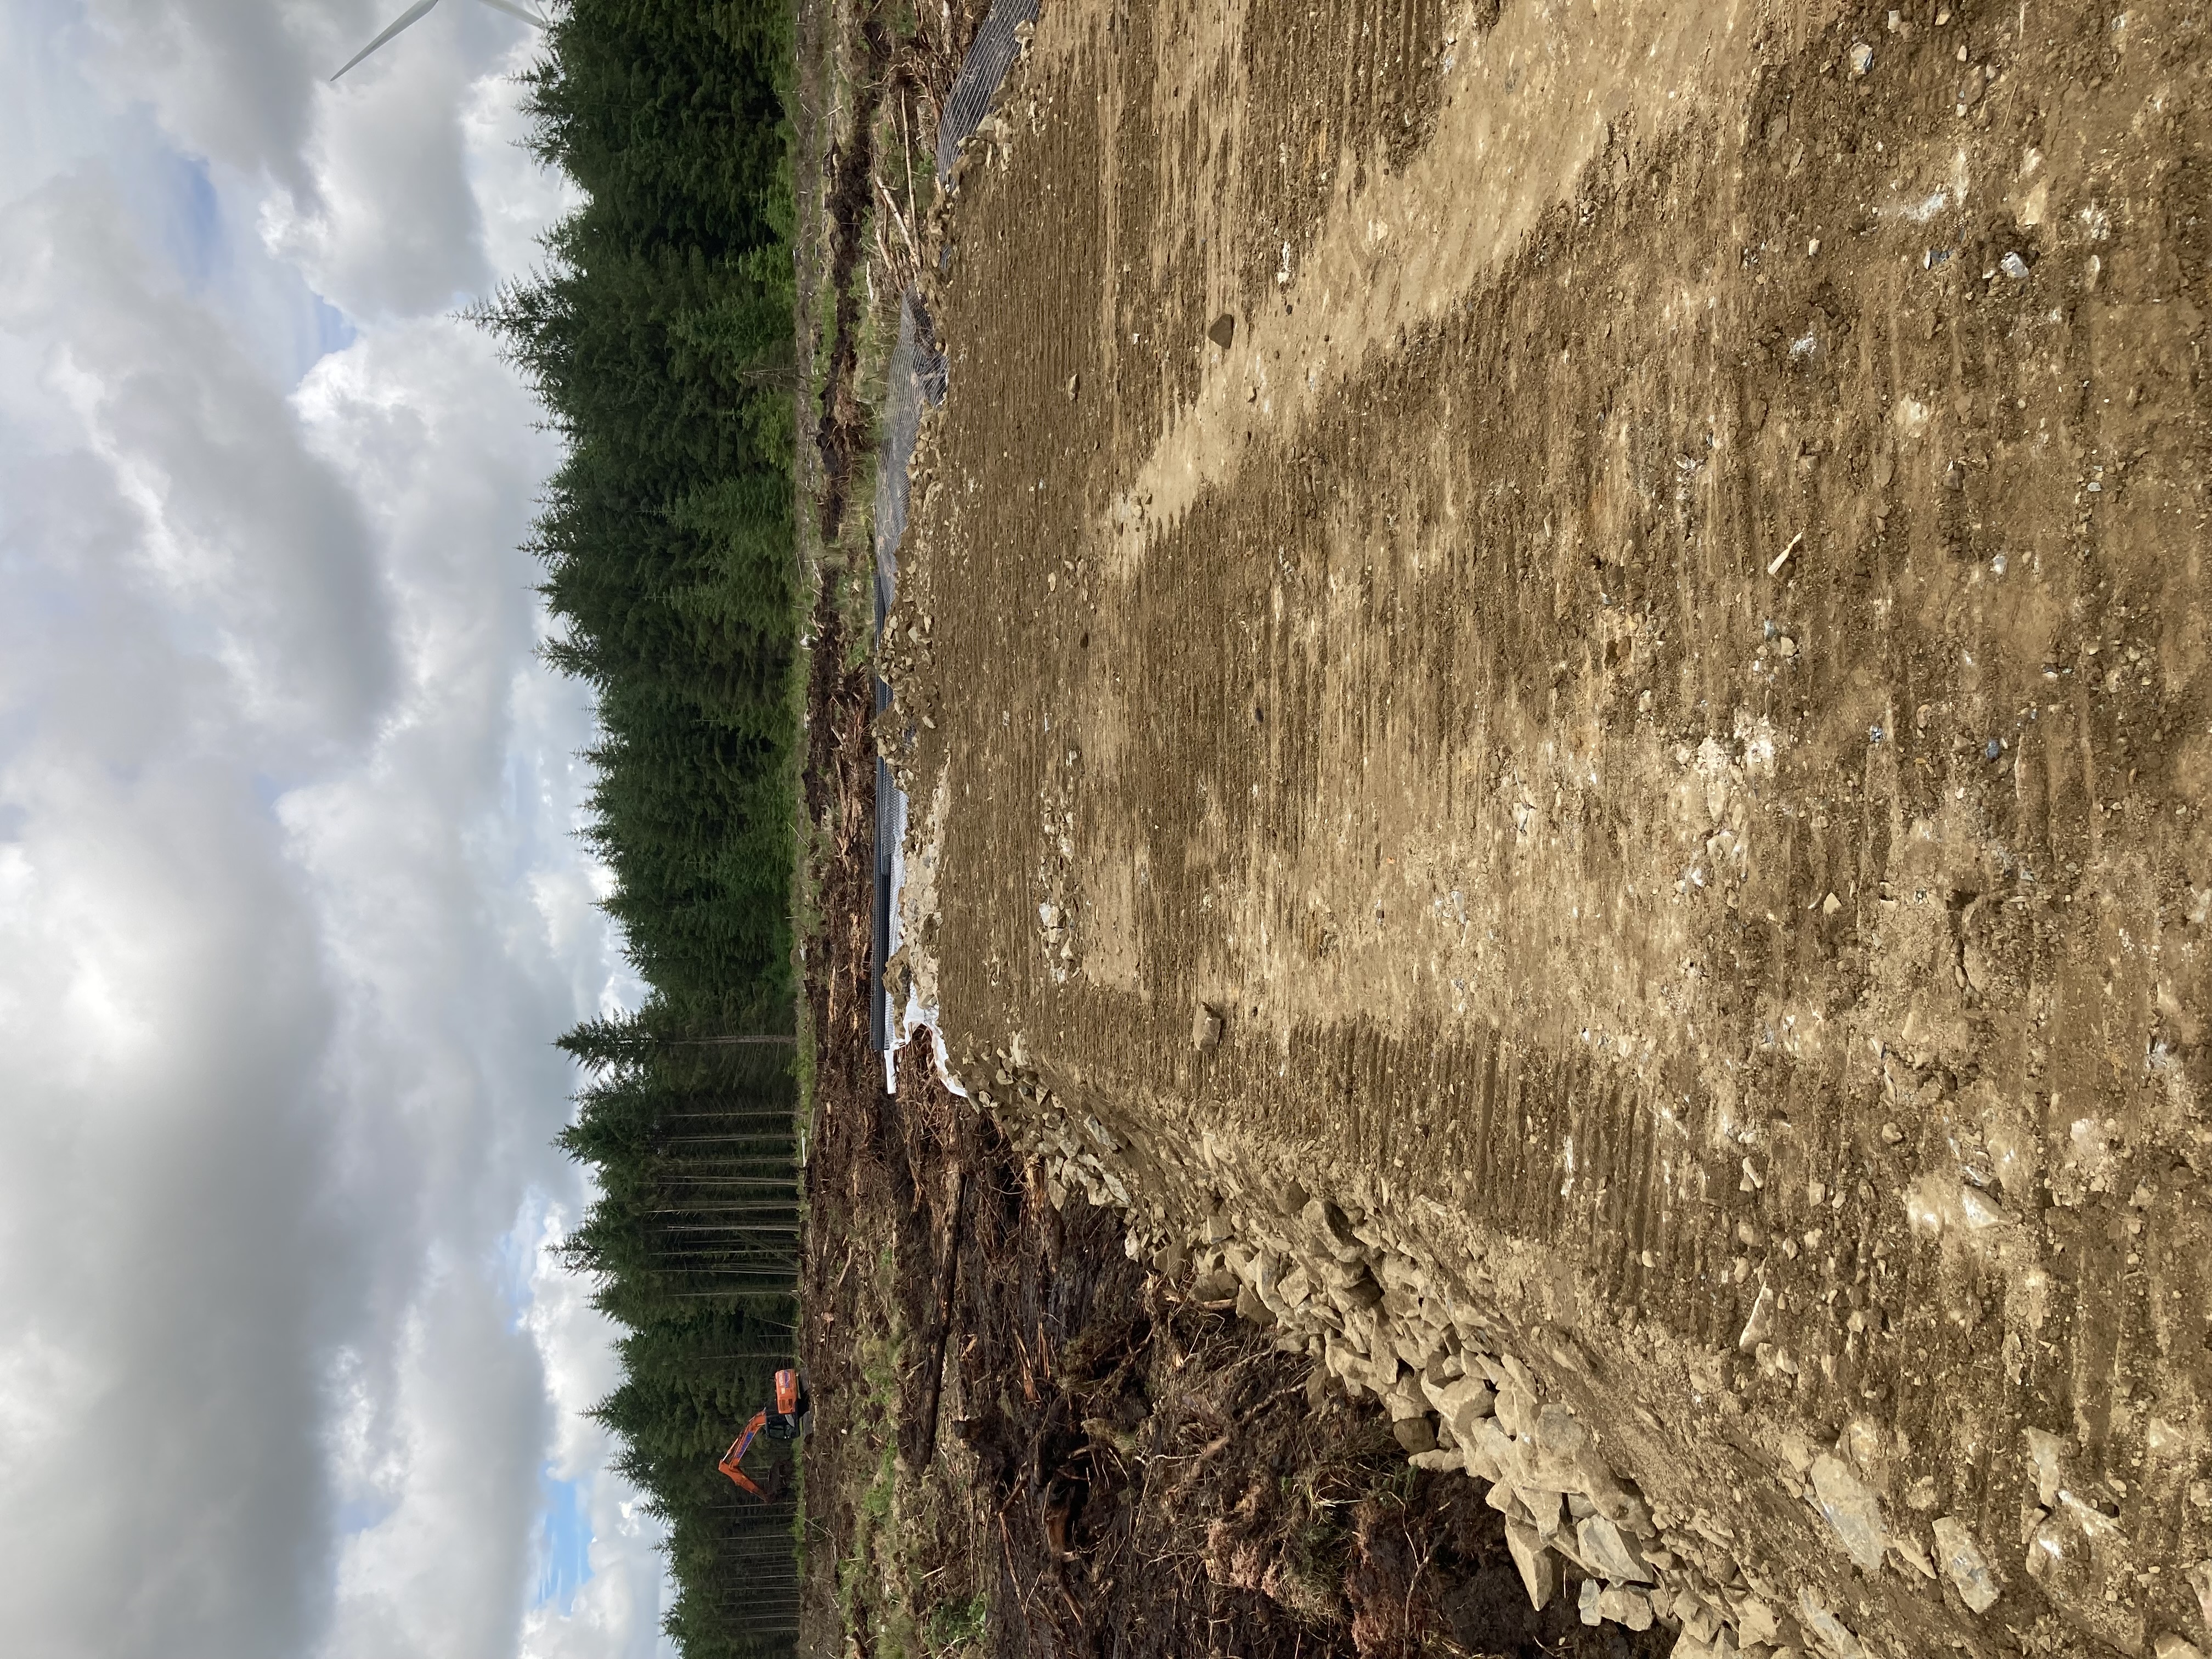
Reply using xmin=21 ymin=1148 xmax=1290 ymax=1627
xmin=1576 ymin=1514 xmax=1653 ymax=1583
xmin=1739 ymin=1597 xmax=1781 ymax=1644
xmin=1504 ymin=1520 xmax=1556 ymax=1610
xmin=1809 ymin=1454 xmax=1889 ymax=1571
xmin=1459 ymin=1435 xmax=1505 ymax=1484
xmin=2023 ymin=1426 xmax=2067 ymax=1506
xmin=1384 ymin=1374 xmax=1427 ymax=1422
xmin=1599 ymin=1586 xmax=1655 ymax=1631
xmin=1797 ymin=1588 xmax=1864 ymax=1659
xmin=1675 ymin=1592 xmax=1722 ymax=1644
xmin=1535 ymin=1402 xmax=1588 ymax=1457
xmin=1521 ymin=1486 xmax=1565 ymax=1539
xmin=1890 ymin=1530 xmax=1936 ymax=1579
xmin=1495 ymin=1381 xmax=1535 ymax=1437
xmin=1421 ymin=1373 xmax=1497 ymax=1443
xmin=1931 ymin=1515 xmax=1999 ymax=1612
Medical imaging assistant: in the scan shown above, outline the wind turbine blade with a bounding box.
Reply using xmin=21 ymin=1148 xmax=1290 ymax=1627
xmin=329 ymin=0 xmax=445 ymax=81
xmin=475 ymin=0 xmax=549 ymax=24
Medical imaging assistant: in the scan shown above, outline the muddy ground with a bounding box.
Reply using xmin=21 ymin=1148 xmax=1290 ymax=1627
xmin=796 ymin=594 xmax=1656 ymax=1659
xmin=862 ymin=1 xmax=2212 ymax=1657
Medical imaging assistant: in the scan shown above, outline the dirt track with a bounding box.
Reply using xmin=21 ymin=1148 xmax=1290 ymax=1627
xmin=885 ymin=3 xmax=2212 ymax=1656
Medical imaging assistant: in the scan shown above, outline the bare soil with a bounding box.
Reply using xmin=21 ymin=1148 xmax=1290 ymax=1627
xmin=871 ymin=2 xmax=2212 ymax=1656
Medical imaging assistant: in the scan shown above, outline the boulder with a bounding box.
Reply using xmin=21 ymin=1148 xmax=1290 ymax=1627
xmin=1521 ymin=1486 xmax=1565 ymax=1539
xmin=1599 ymin=1587 xmax=1656 ymax=1631
xmin=1392 ymin=1416 xmax=1438 ymax=1455
xmin=1576 ymin=1514 xmax=1653 ymax=1584
xmin=1809 ymin=1454 xmax=1889 ymax=1572
xmin=1535 ymin=1403 xmax=1589 ymax=1458
xmin=1495 ymin=1382 xmax=1536 ymax=1438
xmin=1420 ymin=1373 xmax=1497 ymax=1443
xmin=1504 ymin=1521 xmax=1556 ymax=1610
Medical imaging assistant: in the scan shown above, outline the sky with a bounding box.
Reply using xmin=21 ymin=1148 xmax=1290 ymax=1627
xmin=0 ymin=3 xmax=672 ymax=1656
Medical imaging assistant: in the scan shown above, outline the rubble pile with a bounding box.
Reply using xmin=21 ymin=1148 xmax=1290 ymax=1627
xmin=960 ymin=1057 xmax=2081 ymax=1659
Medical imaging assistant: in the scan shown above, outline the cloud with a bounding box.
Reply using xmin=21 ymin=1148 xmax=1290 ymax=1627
xmin=0 ymin=7 xmax=651 ymax=1658
xmin=2 ymin=171 xmax=394 ymax=752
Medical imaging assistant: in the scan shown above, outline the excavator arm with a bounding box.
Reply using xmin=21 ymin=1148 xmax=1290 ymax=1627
xmin=718 ymin=1409 xmax=770 ymax=1499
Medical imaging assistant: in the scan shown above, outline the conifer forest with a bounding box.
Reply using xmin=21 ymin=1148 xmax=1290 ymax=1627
xmin=479 ymin=3 xmax=806 ymax=1653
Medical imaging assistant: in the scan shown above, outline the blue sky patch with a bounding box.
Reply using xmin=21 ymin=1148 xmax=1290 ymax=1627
xmin=535 ymin=1468 xmax=593 ymax=1613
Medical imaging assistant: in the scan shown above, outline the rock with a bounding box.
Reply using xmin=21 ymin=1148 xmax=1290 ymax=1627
xmin=1333 ymin=1270 xmax=1384 ymax=1311
xmin=1409 ymin=1448 xmax=1460 ymax=1472
xmin=1848 ymin=42 xmax=1874 ymax=75
xmin=2001 ymin=251 xmax=2032 ymax=281
xmin=2023 ymin=1427 xmax=2067 ymax=1506
xmin=1383 ymin=1372 xmax=1427 ymax=1421
xmin=2153 ymin=1638 xmax=2205 ymax=1659
xmin=1739 ymin=1598 xmax=1782 ymax=1644
xmin=1676 ymin=1592 xmax=1722 ymax=1643
xmin=2026 ymin=1504 xmax=2132 ymax=1659
xmin=1890 ymin=1530 xmax=1936 ymax=1579
xmin=1796 ymin=1588 xmax=1864 ymax=1659
xmin=1421 ymin=1373 xmax=1497 ymax=1443
xmin=1581 ymin=1576 xmax=1604 ymax=1624
xmin=1960 ymin=1187 xmax=2010 ymax=1229
xmin=1600 ymin=1587 xmax=1656 ymax=1631
xmin=1594 ymin=1483 xmax=1656 ymax=1537
xmin=1485 ymin=1478 xmax=1521 ymax=1516
xmin=2191 ymin=1559 xmax=2212 ymax=1627
xmin=1190 ymin=1268 xmax=1240 ymax=1302
xmin=1207 ymin=312 xmax=1237 ymax=349
xmin=1810 ymin=1454 xmax=1889 ymax=1571
xmin=1302 ymin=1197 xmax=1364 ymax=1261
xmin=1738 ymin=1284 xmax=1776 ymax=1351
xmin=1505 ymin=1521 xmax=1557 ymax=1610
xmin=1192 ymin=1003 xmax=1223 ymax=1051
xmin=1495 ymin=1381 xmax=1536 ymax=1437
xmin=1235 ymin=1283 xmax=1273 ymax=1326
xmin=1535 ymin=1402 xmax=1588 ymax=1458
xmin=1577 ymin=1514 xmax=1654 ymax=1583
xmin=1393 ymin=1415 xmax=1438 ymax=1454
xmin=1931 ymin=1515 xmax=1999 ymax=1612
xmin=1461 ymin=1423 xmax=1509 ymax=1482
xmin=1522 ymin=1486 xmax=1566 ymax=1539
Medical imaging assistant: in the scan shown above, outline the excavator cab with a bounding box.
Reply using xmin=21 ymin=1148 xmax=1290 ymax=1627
xmin=718 ymin=1368 xmax=811 ymax=1500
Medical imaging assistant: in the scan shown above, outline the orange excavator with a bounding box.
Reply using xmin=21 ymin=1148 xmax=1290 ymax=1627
xmin=717 ymin=1369 xmax=810 ymax=1501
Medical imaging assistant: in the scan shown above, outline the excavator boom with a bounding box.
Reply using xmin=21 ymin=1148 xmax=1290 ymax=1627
xmin=718 ymin=1409 xmax=770 ymax=1499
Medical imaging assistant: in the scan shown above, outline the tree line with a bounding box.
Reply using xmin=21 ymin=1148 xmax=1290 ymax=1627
xmin=478 ymin=3 xmax=808 ymax=1655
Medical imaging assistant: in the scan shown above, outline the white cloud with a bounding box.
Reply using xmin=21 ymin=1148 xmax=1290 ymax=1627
xmin=0 ymin=5 xmax=653 ymax=1658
